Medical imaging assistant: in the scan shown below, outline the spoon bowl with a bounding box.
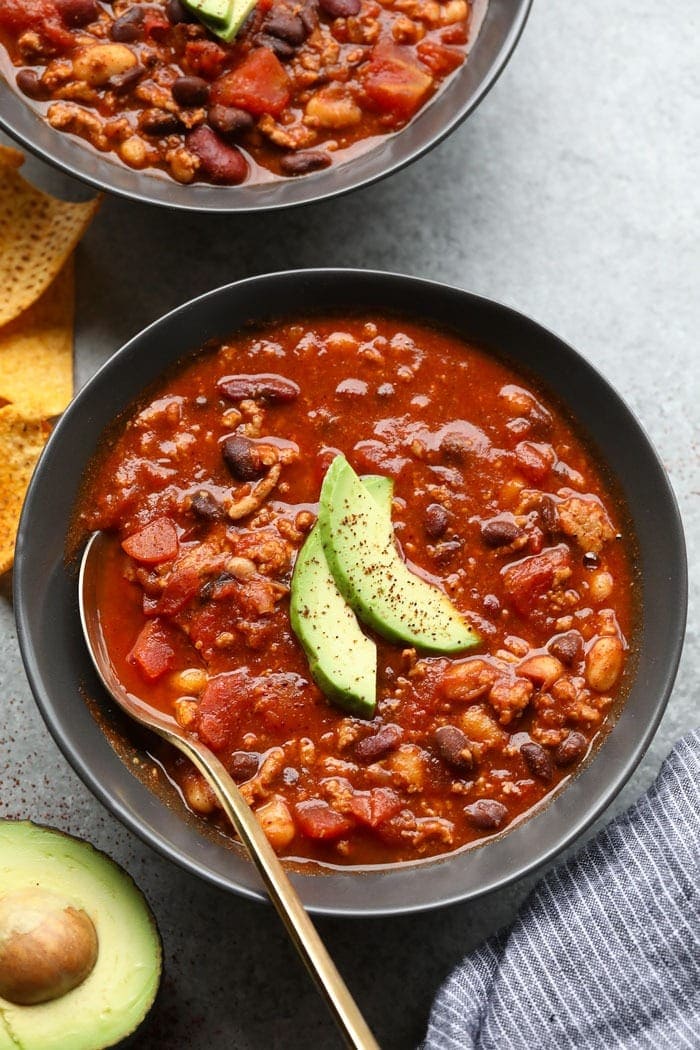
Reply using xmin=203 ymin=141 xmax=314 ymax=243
xmin=79 ymin=530 xmax=379 ymax=1050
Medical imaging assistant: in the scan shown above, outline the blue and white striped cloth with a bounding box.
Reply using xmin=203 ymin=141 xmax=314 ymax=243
xmin=424 ymin=730 xmax=700 ymax=1049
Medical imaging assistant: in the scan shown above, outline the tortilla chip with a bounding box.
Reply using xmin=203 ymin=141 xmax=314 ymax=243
xmin=0 ymin=160 xmax=99 ymax=327
xmin=0 ymin=260 xmax=74 ymax=417
xmin=0 ymin=145 xmax=25 ymax=170
xmin=0 ymin=405 xmax=49 ymax=576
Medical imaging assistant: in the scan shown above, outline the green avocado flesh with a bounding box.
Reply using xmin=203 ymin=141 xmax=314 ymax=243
xmin=319 ymin=456 xmax=480 ymax=653
xmin=290 ymin=475 xmax=393 ymax=718
xmin=0 ymin=821 xmax=161 ymax=1050
xmin=183 ymin=0 xmax=257 ymax=41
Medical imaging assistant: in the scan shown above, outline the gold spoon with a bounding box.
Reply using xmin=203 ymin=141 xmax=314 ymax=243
xmin=79 ymin=531 xmax=380 ymax=1050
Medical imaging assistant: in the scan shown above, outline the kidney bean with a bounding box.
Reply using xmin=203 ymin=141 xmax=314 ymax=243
xmin=433 ymin=725 xmax=473 ymax=773
xmin=140 ymin=108 xmax=181 ymax=135
xmin=464 ymin=799 xmax=508 ymax=830
xmin=424 ymin=503 xmax=449 ymax=539
xmin=172 ymin=75 xmax=210 ymax=108
xmin=208 ymin=104 xmax=255 ymax=137
xmin=548 ymin=630 xmax=583 ymax=666
xmin=554 ymin=731 xmax=588 ymax=767
xmin=217 ymin=375 xmax=300 ymax=403
xmin=56 ymin=0 xmax=99 ymax=27
xmin=109 ymin=63 xmax=145 ymax=93
xmin=186 ymin=126 xmax=248 ymax=185
xmin=16 ymin=69 xmax=46 ymax=100
xmin=221 ymin=435 xmax=266 ymax=482
xmin=540 ymin=495 xmax=559 ymax=534
xmin=353 ymin=724 xmax=403 ymax=763
xmin=320 ymin=0 xmax=360 ymax=15
xmin=279 ymin=151 xmax=332 ymax=176
xmin=230 ymin=751 xmax=259 ymax=782
xmin=166 ymin=0 xmax=195 ymax=22
xmin=520 ymin=741 xmax=553 ymax=782
xmin=111 ymin=7 xmax=144 ymax=41
xmin=480 ymin=517 xmax=523 ymax=548
xmin=265 ymin=12 xmax=307 ymax=44
xmin=190 ymin=490 xmax=225 ymax=521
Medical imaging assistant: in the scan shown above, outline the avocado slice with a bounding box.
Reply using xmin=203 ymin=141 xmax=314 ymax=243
xmin=0 ymin=821 xmax=161 ymax=1050
xmin=290 ymin=475 xmax=393 ymax=718
xmin=183 ymin=0 xmax=257 ymax=42
xmin=319 ymin=456 xmax=480 ymax=653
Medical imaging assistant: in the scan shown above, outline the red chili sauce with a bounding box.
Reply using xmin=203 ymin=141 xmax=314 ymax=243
xmin=0 ymin=0 xmax=485 ymax=185
xmin=78 ymin=317 xmax=634 ymax=867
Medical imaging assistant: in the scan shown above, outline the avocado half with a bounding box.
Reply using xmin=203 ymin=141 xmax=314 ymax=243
xmin=0 ymin=821 xmax=162 ymax=1050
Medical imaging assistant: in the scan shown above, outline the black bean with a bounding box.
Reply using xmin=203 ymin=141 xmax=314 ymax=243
xmin=548 ymin=630 xmax=583 ymax=666
xmin=554 ymin=731 xmax=588 ymax=767
xmin=520 ymin=741 xmax=554 ymax=782
xmin=190 ymin=490 xmax=225 ymax=521
xmin=319 ymin=0 xmax=360 ymax=15
xmin=424 ymin=503 xmax=449 ymax=539
xmin=221 ymin=435 xmax=266 ymax=482
xmin=217 ymin=375 xmax=300 ymax=403
xmin=354 ymin=725 xmax=403 ymax=763
xmin=172 ymin=75 xmax=210 ymax=108
xmin=300 ymin=0 xmax=319 ymax=33
xmin=434 ymin=725 xmax=474 ymax=773
xmin=540 ymin=495 xmax=559 ymax=534
xmin=186 ymin=126 xmax=248 ymax=185
xmin=464 ymin=799 xmax=508 ymax=830
xmin=583 ymin=551 xmax=600 ymax=569
xmin=230 ymin=751 xmax=259 ymax=782
xmin=139 ymin=108 xmax=181 ymax=135
xmin=265 ymin=11 xmax=307 ymax=43
xmin=108 ymin=63 xmax=145 ymax=93
xmin=256 ymin=32 xmax=295 ymax=59
xmin=111 ymin=6 xmax=144 ymax=41
xmin=16 ymin=69 xmax=46 ymax=100
xmin=56 ymin=0 xmax=99 ymax=27
xmin=480 ymin=517 xmax=523 ymax=548
xmin=208 ymin=104 xmax=255 ymax=137
xmin=279 ymin=150 xmax=332 ymax=176
xmin=166 ymin=0 xmax=195 ymax=22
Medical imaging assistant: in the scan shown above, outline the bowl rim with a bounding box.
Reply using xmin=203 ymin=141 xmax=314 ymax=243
xmin=14 ymin=268 xmax=688 ymax=915
xmin=0 ymin=0 xmax=533 ymax=212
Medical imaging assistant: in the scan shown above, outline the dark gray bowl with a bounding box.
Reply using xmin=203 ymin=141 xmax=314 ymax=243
xmin=0 ymin=0 xmax=531 ymax=211
xmin=14 ymin=270 xmax=687 ymax=916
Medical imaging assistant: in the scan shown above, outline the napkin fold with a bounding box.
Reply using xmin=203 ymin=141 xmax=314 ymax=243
xmin=424 ymin=730 xmax=700 ymax=1050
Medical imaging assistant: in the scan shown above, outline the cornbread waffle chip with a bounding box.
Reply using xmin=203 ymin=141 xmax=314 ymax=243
xmin=0 ymin=260 xmax=74 ymax=416
xmin=0 ymin=154 xmax=99 ymax=327
xmin=0 ymin=405 xmax=50 ymax=576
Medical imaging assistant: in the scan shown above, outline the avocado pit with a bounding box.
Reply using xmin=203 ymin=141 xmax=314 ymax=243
xmin=0 ymin=887 xmax=98 ymax=1006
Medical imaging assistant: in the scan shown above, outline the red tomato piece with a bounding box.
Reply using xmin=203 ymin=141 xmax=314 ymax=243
xmin=122 ymin=517 xmax=179 ymax=565
xmin=416 ymin=40 xmax=464 ymax=77
xmin=502 ymin=545 xmax=571 ymax=616
xmin=197 ymin=672 xmax=249 ymax=752
xmin=294 ymin=800 xmax=355 ymax=840
xmin=363 ymin=43 xmax=433 ymax=123
xmin=127 ymin=619 xmax=176 ymax=681
xmin=349 ymin=788 xmax=403 ymax=829
xmin=142 ymin=9 xmax=170 ymax=40
xmin=514 ymin=441 xmax=555 ymax=484
xmin=0 ymin=0 xmax=72 ymax=49
xmin=210 ymin=49 xmax=291 ymax=118
xmin=184 ymin=39 xmax=229 ymax=81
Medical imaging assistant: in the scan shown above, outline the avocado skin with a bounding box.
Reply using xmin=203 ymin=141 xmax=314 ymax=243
xmin=319 ymin=456 xmax=480 ymax=654
xmin=290 ymin=475 xmax=392 ymax=719
xmin=0 ymin=820 xmax=162 ymax=1050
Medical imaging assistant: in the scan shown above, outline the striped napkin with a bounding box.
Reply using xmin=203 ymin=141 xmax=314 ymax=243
xmin=424 ymin=731 xmax=700 ymax=1050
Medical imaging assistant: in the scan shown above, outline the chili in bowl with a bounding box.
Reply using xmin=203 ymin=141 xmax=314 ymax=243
xmin=0 ymin=0 xmax=532 ymax=209
xmin=14 ymin=270 xmax=686 ymax=915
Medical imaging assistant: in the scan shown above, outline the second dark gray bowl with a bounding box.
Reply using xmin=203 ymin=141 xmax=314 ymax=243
xmin=14 ymin=269 xmax=686 ymax=915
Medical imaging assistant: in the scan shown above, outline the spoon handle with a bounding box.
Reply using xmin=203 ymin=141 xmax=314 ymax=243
xmin=178 ymin=734 xmax=380 ymax=1050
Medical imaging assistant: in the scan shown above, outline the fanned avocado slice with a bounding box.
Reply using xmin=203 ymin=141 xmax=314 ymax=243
xmin=0 ymin=821 xmax=161 ymax=1050
xmin=183 ymin=0 xmax=257 ymax=41
xmin=318 ymin=456 xmax=480 ymax=653
xmin=290 ymin=475 xmax=393 ymax=718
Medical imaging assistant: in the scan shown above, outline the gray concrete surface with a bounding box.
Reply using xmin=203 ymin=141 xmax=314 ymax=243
xmin=1 ymin=2 xmax=699 ymax=1047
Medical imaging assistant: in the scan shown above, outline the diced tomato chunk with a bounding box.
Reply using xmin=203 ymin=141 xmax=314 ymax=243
xmin=294 ymin=800 xmax=355 ymax=841
xmin=183 ymin=39 xmax=229 ymax=81
xmin=349 ymin=788 xmax=403 ymax=829
xmin=514 ymin=441 xmax=555 ymax=484
xmin=122 ymin=517 xmax=179 ymax=565
xmin=0 ymin=0 xmax=72 ymax=49
xmin=502 ymin=545 xmax=571 ymax=616
xmin=197 ymin=672 xmax=250 ymax=752
xmin=211 ymin=48 xmax=291 ymax=117
xmin=142 ymin=9 xmax=170 ymax=40
xmin=127 ymin=619 xmax=176 ymax=681
xmin=416 ymin=41 xmax=464 ymax=77
xmin=363 ymin=43 xmax=433 ymax=122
